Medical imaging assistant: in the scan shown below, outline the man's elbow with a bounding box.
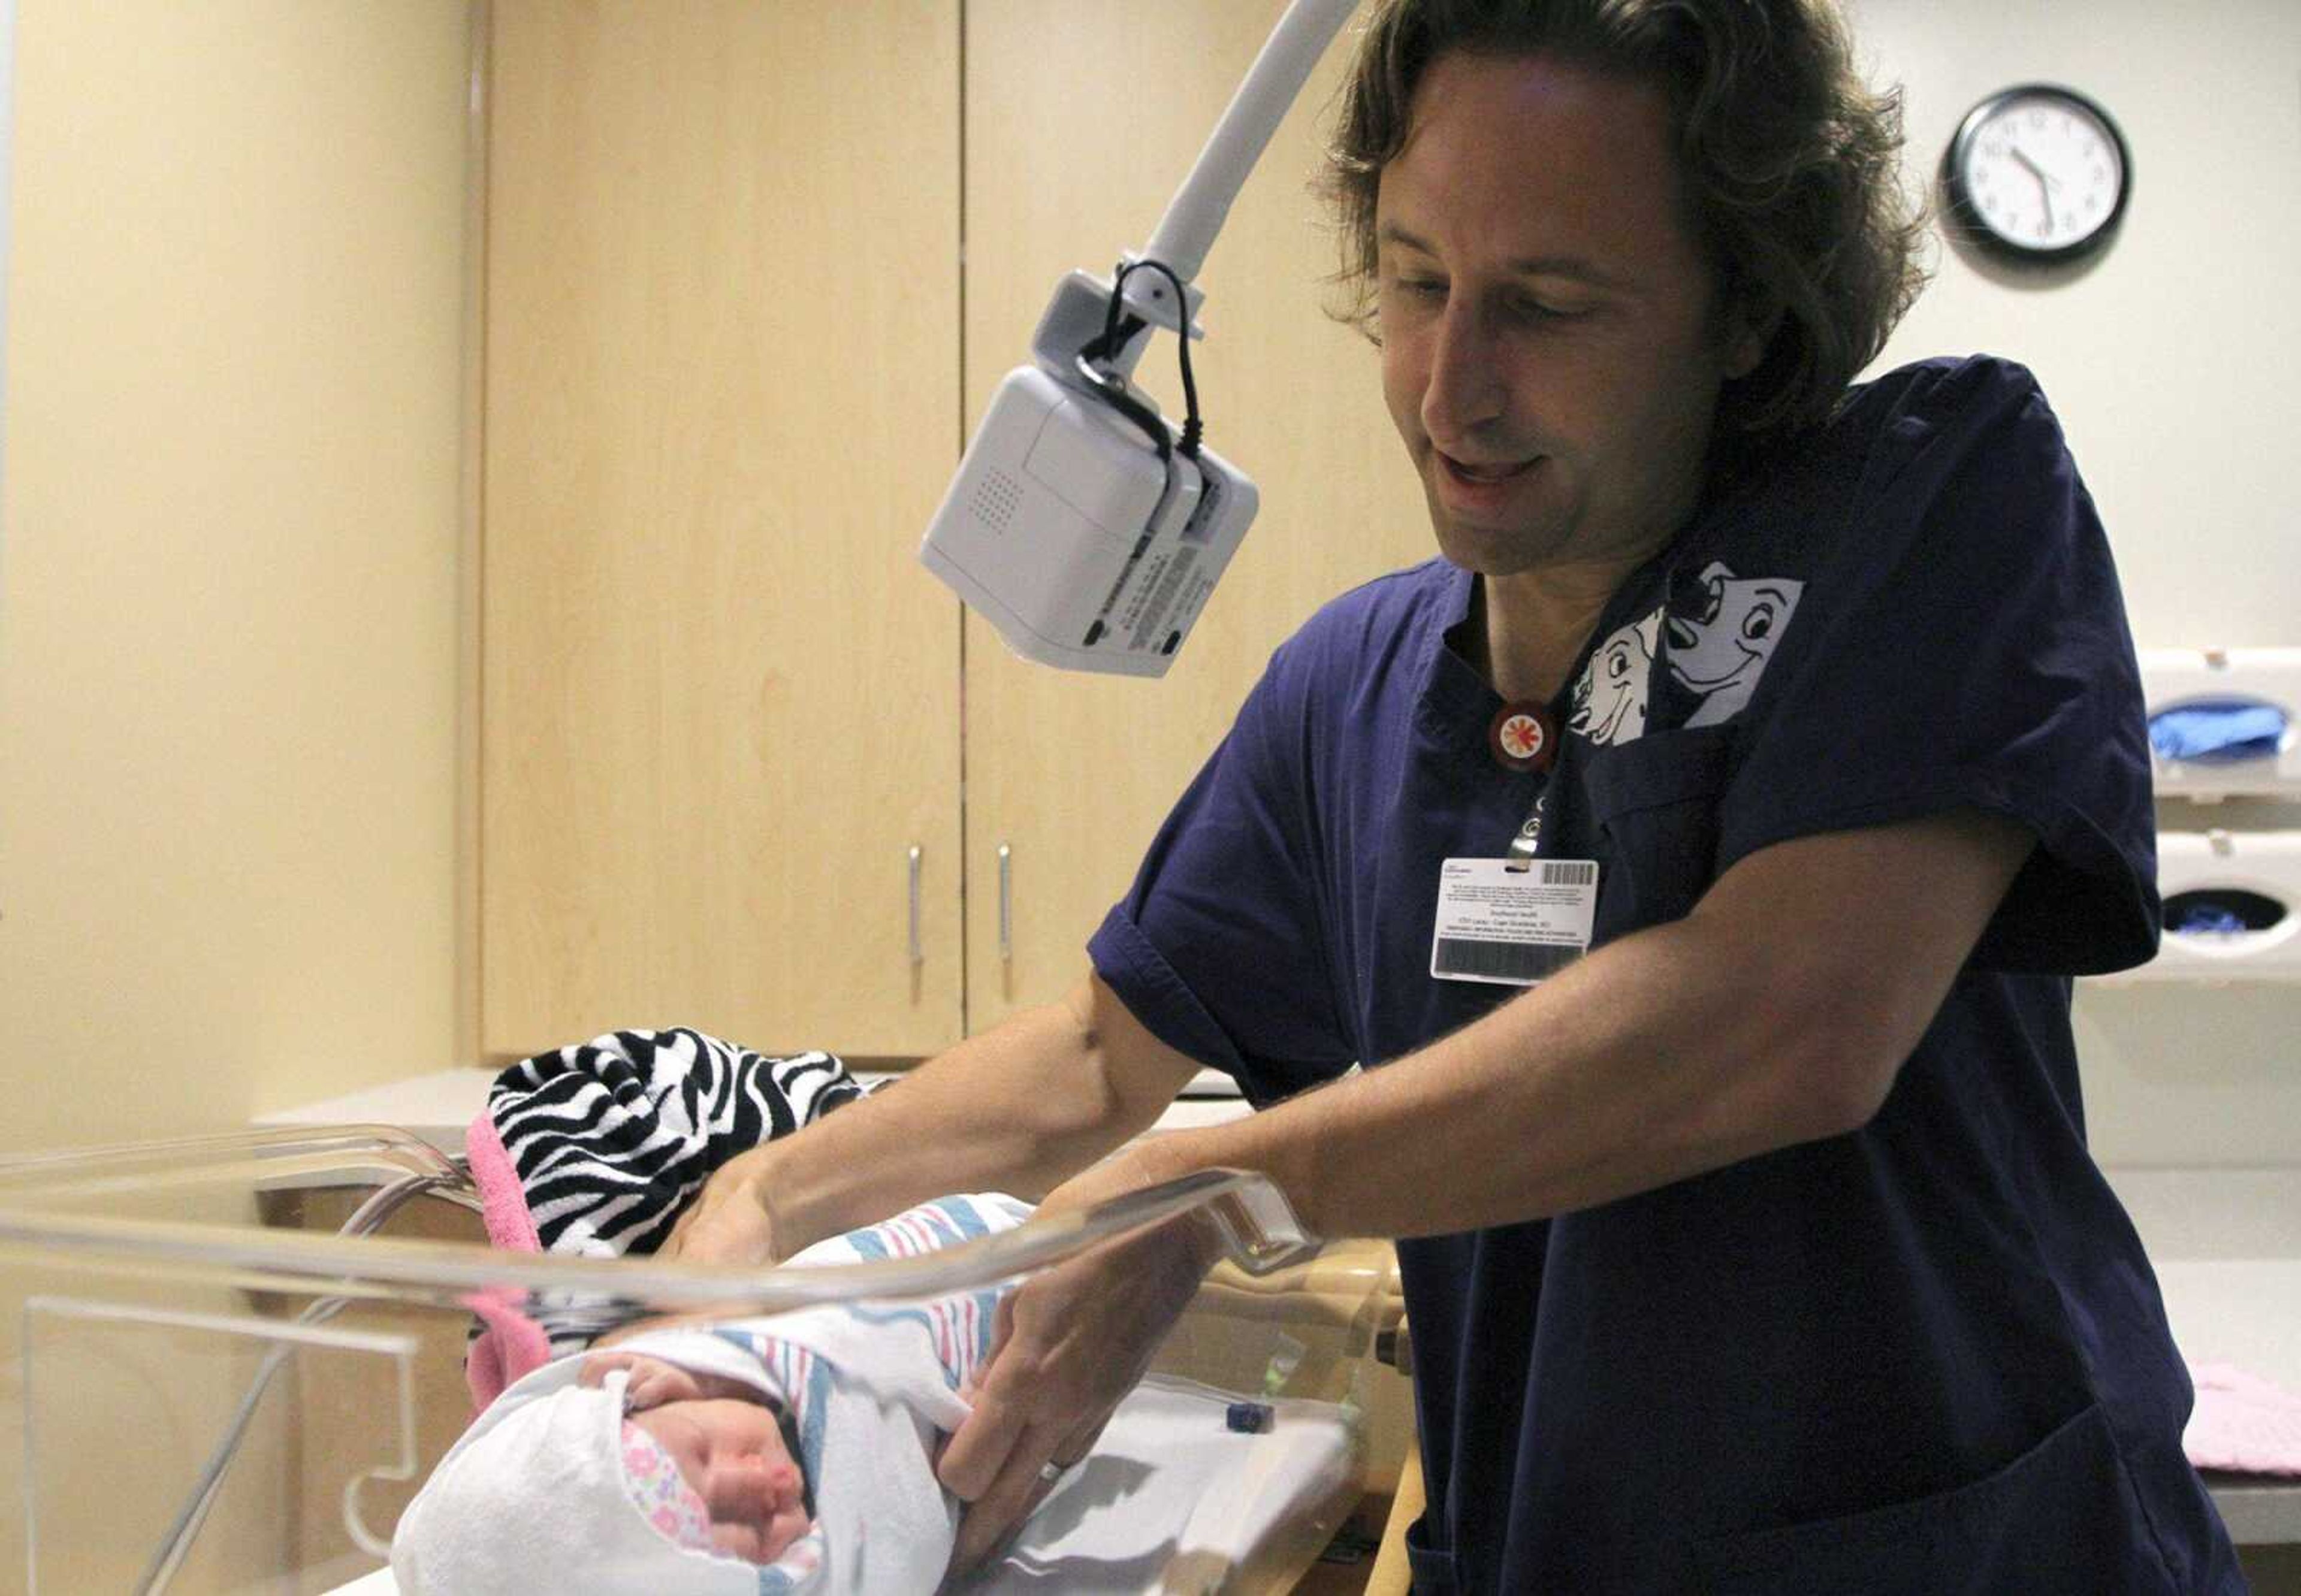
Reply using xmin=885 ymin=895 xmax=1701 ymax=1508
xmin=1745 ymin=968 xmax=1925 ymax=1145
xmin=1797 ymin=1033 xmax=1906 ymax=1141
xmin=1068 ymin=973 xmax=1204 ymax=1133
xmin=1694 ymin=806 xmax=2032 ymax=1149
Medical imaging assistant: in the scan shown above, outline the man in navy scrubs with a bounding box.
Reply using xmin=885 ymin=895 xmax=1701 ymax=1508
xmin=674 ymin=2 xmax=2244 ymax=1588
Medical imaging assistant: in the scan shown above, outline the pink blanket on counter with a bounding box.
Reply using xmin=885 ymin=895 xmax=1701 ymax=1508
xmin=2185 ymin=1363 xmax=2301 ymax=1476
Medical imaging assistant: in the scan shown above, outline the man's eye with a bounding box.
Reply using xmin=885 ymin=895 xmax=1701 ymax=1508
xmin=1389 ymin=277 xmax=1446 ymax=301
xmin=1508 ymin=297 xmax=1581 ymax=325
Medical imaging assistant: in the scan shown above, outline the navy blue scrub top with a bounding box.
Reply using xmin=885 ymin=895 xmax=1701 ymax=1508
xmin=1089 ymin=358 xmax=2242 ymax=1594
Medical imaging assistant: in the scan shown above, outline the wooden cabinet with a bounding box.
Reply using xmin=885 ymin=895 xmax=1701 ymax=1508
xmin=479 ymin=2 xmax=1430 ymax=1058
xmin=480 ymin=2 xmax=965 ymax=1059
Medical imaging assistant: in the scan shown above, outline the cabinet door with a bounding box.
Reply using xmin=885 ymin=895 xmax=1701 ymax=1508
xmin=482 ymin=2 xmax=963 ymax=1059
xmin=964 ymin=2 xmax=1433 ymax=1027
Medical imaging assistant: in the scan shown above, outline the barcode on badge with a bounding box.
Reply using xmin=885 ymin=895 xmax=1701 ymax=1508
xmin=1538 ymin=861 xmax=1597 ymax=886
xmin=1432 ymin=937 xmax=1583 ymax=985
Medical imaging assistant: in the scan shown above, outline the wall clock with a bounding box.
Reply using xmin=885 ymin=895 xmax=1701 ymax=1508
xmin=1943 ymin=84 xmax=2131 ymax=264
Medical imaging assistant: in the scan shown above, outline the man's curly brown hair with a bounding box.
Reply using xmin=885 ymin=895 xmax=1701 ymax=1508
xmin=1322 ymin=0 xmax=1929 ymax=446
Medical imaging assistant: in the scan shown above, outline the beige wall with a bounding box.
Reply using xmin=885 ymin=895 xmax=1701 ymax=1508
xmin=0 ymin=1 xmax=473 ymax=1154
xmin=1846 ymin=0 xmax=2301 ymax=1165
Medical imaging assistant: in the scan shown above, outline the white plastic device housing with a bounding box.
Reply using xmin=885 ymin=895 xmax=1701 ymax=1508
xmin=921 ymin=271 xmax=1259 ymax=676
xmin=917 ymin=0 xmax=1354 ymax=675
xmin=2139 ymin=646 xmax=2301 ymax=800
xmin=2092 ymin=830 xmax=2301 ymax=984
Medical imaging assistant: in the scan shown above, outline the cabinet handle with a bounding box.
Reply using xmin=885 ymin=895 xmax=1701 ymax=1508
xmin=908 ymin=845 xmax=924 ymax=968
xmin=998 ymin=843 xmax=1013 ymax=964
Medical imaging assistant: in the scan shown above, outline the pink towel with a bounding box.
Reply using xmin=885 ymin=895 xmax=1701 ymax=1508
xmin=466 ymin=1110 xmax=540 ymax=1255
xmin=2185 ymin=1362 xmax=2301 ymax=1476
xmin=464 ymin=1287 xmax=554 ymax=1409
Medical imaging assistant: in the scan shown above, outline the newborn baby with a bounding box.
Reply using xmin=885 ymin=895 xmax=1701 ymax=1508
xmin=392 ymin=1193 xmax=1031 ymax=1594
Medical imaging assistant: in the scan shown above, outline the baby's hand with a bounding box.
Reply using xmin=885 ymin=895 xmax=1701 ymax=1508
xmin=579 ymin=1349 xmax=705 ymax=1411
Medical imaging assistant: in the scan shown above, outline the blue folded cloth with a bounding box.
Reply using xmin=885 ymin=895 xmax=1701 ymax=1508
xmin=2149 ymin=700 xmax=2288 ymax=764
xmin=2172 ymin=904 xmax=2249 ymax=936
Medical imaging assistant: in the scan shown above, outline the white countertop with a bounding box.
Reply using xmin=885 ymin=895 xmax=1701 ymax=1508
xmin=256 ymin=1065 xmax=497 ymax=1153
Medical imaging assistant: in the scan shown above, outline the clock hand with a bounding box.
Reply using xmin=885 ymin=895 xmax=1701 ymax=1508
xmin=2009 ymin=145 xmax=2057 ymax=231
xmin=2010 ymin=146 xmax=2061 ymax=191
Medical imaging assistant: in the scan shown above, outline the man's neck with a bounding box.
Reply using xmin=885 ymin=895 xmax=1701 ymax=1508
xmin=1472 ymin=561 xmax=1642 ymax=703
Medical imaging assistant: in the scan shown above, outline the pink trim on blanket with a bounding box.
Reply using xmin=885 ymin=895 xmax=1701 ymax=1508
xmin=467 ymin=1108 xmax=542 ymax=1253
xmin=463 ymin=1107 xmax=551 ymax=1411
xmin=464 ymin=1287 xmax=554 ymax=1410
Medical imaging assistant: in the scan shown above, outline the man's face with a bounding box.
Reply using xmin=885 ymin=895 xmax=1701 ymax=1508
xmin=1377 ymin=52 xmax=1765 ymax=581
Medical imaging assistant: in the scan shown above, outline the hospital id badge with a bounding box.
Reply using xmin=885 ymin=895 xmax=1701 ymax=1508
xmin=1430 ymin=858 xmax=1599 ymax=986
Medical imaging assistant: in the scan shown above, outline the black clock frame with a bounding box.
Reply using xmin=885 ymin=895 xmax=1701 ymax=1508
xmin=1941 ymin=83 xmax=2132 ymax=266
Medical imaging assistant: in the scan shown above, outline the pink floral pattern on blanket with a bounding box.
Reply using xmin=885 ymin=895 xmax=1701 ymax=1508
xmin=619 ymin=1422 xmax=719 ymax=1555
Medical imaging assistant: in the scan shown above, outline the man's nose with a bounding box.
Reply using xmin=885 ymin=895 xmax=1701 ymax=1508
xmin=1422 ymin=301 xmax=1508 ymax=445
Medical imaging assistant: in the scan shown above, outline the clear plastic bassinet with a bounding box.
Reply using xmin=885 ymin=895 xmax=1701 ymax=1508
xmin=0 ymin=1125 xmax=1414 ymax=1594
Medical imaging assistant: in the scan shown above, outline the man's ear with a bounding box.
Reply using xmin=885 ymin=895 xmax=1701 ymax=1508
xmin=1721 ymin=274 xmax=1785 ymax=384
xmin=1721 ymin=289 xmax=1783 ymax=381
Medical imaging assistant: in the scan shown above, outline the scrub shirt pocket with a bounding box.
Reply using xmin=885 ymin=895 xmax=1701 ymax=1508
xmin=1583 ymin=726 xmax=1737 ymax=940
xmin=1689 ymin=1403 xmax=2164 ymax=1595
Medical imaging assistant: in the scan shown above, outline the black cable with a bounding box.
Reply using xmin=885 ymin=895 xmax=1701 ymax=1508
xmin=1077 ymin=259 xmax=1204 ymax=460
xmin=1104 ymin=259 xmax=1203 ymax=457
xmin=1074 ymin=349 xmax=1172 ymax=466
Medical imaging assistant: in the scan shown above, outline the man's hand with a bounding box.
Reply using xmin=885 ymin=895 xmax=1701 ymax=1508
xmin=659 ymin=1144 xmax=785 ymax=1265
xmin=937 ymin=1140 xmax=1223 ymax=1575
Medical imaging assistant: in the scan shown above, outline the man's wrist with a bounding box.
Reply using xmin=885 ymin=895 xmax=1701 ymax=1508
xmin=717 ymin=1140 xmax=798 ymax=1258
xmin=1120 ymin=1133 xmax=1237 ymax=1272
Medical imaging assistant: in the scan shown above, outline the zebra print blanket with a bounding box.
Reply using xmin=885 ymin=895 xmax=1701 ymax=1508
xmin=464 ymin=1027 xmax=863 ymax=1405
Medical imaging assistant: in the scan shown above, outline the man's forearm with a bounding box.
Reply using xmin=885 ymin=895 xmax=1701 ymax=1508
xmin=1155 ymin=911 xmax=1817 ymax=1241
xmin=1146 ymin=814 xmax=2031 ymax=1243
xmin=771 ymin=980 xmax=1182 ymax=1252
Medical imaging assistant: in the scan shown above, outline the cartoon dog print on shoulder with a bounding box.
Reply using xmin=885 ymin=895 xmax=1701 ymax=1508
xmin=1666 ymin=561 xmax=1804 ymax=727
xmin=1570 ymin=609 xmax=1663 ymax=747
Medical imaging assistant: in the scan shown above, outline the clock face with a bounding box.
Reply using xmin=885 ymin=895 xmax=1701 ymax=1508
xmin=1948 ymin=86 xmax=2130 ymax=261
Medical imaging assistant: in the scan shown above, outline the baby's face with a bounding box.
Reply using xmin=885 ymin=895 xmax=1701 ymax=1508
xmin=582 ymin=1352 xmax=811 ymax=1565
